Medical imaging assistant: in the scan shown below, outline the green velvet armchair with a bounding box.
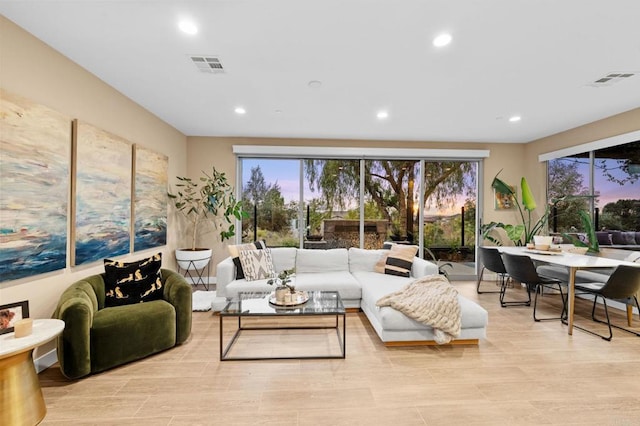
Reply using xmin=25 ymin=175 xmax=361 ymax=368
xmin=53 ymin=269 xmax=192 ymax=379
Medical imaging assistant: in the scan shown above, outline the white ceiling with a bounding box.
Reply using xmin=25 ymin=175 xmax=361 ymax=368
xmin=2 ymin=0 xmax=640 ymax=143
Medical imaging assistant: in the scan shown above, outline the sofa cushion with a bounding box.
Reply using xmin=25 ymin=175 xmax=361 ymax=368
xmin=225 ymin=278 xmax=274 ymax=298
xmin=239 ymin=249 xmax=276 ymax=281
xmin=103 ymin=253 xmax=163 ymax=307
xmin=384 ymin=244 xmax=418 ymax=277
xmin=271 ymin=247 xmax=297 ymax=272
xmin=348 ymin=248 xmax=387 ymax=272
xmin=596 ymin=232 xmax=612 ymax=245
xmin=296 ymin=248 xmax=348 ymax=273
xmin=610 ymin=231 xmax=625 ymax=245
xmin=294 ymin=271 xmax=361 ymax=300
xmin=622 ymin=231 xmax=637 ymax=245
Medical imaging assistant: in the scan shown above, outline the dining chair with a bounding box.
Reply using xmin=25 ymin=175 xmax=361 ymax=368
xmin=476 ymin=247 xmax=507 ymax=294
xmin=572 ymin=265 xmax=640 ymax=341
xmin=501 ymin=252 xmax=567 ymax=321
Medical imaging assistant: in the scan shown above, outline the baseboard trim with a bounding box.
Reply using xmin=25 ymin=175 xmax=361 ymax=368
xmin=35 ymin=349 xmax=58 ymax=373
xmin=384 ymin=338 xmax=479 ymax=347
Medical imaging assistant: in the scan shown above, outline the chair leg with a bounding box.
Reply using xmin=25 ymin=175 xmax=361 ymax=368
xmin=591 ymin=296 xmax=640 ymax=339
xmin=533 ymin=284 xmax=566 ymax=322
xmin=475 ymin=267 xmax=484 ymax=293
xmin=500 ymin=279 xmax=531 ymax=308
xmin=477 ymin=267 xmax=502 ymax=294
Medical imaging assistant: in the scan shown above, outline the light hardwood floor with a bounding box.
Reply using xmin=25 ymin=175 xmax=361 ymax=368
xmin=38 ymin=281 xmax=640 ymax=425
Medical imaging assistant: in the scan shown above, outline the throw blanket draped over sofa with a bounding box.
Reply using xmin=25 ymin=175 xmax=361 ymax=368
xmin=376 ymin=275 xmax=461 ymax=344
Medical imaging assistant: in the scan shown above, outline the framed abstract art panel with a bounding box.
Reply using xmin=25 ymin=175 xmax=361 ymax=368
xmin=0 ymin=89 xmax=69 ymax=282
xmin=133 ymin=145 xmax=168 ymax=251
xmin=73 ymin=120 xmax=131 ymax=265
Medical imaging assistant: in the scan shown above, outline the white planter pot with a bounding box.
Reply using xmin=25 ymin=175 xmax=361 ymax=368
xmin=175 ymin=248 xmax=212 ymax=271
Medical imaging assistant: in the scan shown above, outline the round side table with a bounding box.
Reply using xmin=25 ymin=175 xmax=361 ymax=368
xmin=0 ymin=319 xmax=65 ymax=426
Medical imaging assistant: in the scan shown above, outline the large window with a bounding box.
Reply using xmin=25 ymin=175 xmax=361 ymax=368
xmin=548 ymin=140 xmax=640 ymax=233
xmin=594 ymin=143 xmax=640 ymax=231
xmin=241 ymin=159 xmax=299 ymax=246
xmin=237 ymin=150 xmax=481 ymax=279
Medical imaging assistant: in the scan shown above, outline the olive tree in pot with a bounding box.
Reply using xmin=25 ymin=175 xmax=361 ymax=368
xmin=168 ymin=167 xmax=246 ymax=271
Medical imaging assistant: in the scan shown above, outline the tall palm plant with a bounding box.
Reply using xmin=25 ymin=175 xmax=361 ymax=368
xmin=482 ymin=171 xmax=549 ymax=246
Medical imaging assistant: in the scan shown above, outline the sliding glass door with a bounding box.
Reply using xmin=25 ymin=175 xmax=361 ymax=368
xmin=238 ymin=155 xmax=480 ymax=279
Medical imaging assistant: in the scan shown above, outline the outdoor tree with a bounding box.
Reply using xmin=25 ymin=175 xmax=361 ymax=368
xmin=601 ymin=199 xmax=640 ymax=230
xmin=304 ymin=160 xmax=475 ymax=243
xmin=547 ymin=159 xmax=591 ymax=232
xmin=242 ymin=165 xmax=292 ymax=235
xmin=260 ymin=182 xmax=290 ymax=232
xmin=243 ymin=165 xmax=269 ymax=205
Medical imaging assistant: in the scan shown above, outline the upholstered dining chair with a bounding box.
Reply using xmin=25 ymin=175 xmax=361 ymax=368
xmin=501 ymin=252 xmax=567 ymax=321
xmin=476 ymin=247 xmax=507 ymax=294
xmin=572 ymin=265 xmax=640 ymax=341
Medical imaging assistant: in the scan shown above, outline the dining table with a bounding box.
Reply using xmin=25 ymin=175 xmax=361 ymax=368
xmin=494 ymin=246 xmax=640 ymax=335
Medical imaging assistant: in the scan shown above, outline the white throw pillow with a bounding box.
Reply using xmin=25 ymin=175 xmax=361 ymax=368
xmin=238 ymin=249 xmax=276 ymax=281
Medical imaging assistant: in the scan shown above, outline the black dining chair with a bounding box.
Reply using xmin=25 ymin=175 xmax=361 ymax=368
xmin=572 ymin=265 xmax=640 ymax=341
xmin=501 ymin=252 xmax=567 ymax=321
xmin=476 ymin=247 xmax=507 ymax=294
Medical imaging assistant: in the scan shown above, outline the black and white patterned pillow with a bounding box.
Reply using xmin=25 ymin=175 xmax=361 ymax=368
xmin=228 ymin=240 xmax=267 ymax=279
xmin=103 ymin=253 xmax=163 ymax=307
xmin=238 ymin=248 xmax=276 ymax=281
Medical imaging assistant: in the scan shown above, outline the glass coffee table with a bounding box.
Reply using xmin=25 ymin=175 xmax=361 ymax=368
xmin=219 ymin=291 xmax=346 ymax=361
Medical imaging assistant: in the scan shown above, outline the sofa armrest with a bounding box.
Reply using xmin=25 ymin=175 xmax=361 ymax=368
xmin=162 ymin=269 xmax=192 ymax=345
xmin=215 ymin=257 xmax=236 ymax=298
xmin=53 ymin=280 xmax=97 ymax=379
xmin=412 ymin=257 xmax=439 ymax=278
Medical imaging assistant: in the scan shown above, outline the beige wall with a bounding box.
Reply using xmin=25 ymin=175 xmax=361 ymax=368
xmin=0 ymin=16 xmax=187 ymax=344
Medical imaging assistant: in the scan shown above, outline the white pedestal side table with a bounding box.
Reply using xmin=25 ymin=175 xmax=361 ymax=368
xmin=0 ymin=319 xmax=64 ymax=426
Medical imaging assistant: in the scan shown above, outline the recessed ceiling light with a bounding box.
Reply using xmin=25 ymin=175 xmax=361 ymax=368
xmin=433 ymin=33 xmax=452 ymax=47
xmin=178 ymin=20 xmax=198 ymax=35
xmin=234 ymin=107 xmax=246 ymax=115
xmin=509 ymin=115 xmax=521 ymax=122
xmin=376 ymin=110 xmax=389 ymax=120
xmin=308 ymin=80 xmax=322 ymax=88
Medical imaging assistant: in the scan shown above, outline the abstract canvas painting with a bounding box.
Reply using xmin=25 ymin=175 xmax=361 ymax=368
xmin=134 ymin=145 xmax=168 ymax=251
xmin=0 ymin=89 xmax=70 ymax=282
xmin=74 ymin=120 xmax=131 ymax=265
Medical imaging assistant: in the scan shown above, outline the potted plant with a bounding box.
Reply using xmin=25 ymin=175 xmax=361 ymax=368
xmin=168 ymin=167 xmax=246 ymax=270
xmin=481 ymin=171 xmax=550 ymax=246
xmin=267 ymin=268 xmax=296 ymax=303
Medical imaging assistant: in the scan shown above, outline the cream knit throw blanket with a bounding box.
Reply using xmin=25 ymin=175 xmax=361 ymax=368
xmin=376 ymin=275 xmax=461 ymax=344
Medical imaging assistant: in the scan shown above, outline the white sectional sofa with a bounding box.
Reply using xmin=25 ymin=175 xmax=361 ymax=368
xmin=215 ymin=247 xmax=488 ymax=345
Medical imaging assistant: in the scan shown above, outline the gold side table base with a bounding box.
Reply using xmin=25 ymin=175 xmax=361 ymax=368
xmin=0 ymin=349 xmax=46 ymax=426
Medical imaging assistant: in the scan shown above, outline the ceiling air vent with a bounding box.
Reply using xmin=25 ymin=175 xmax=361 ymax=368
xmin=190 ymin=55 xmax=225 ymax=74
xmin=587 ymin=72 xmax=636 ymax=87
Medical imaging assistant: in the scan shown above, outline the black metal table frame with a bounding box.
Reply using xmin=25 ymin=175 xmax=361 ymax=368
xmin=177 ymin=259 xmax=210 ymax=290
xmin=219 ymin=310 xmax=346 ymax=361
